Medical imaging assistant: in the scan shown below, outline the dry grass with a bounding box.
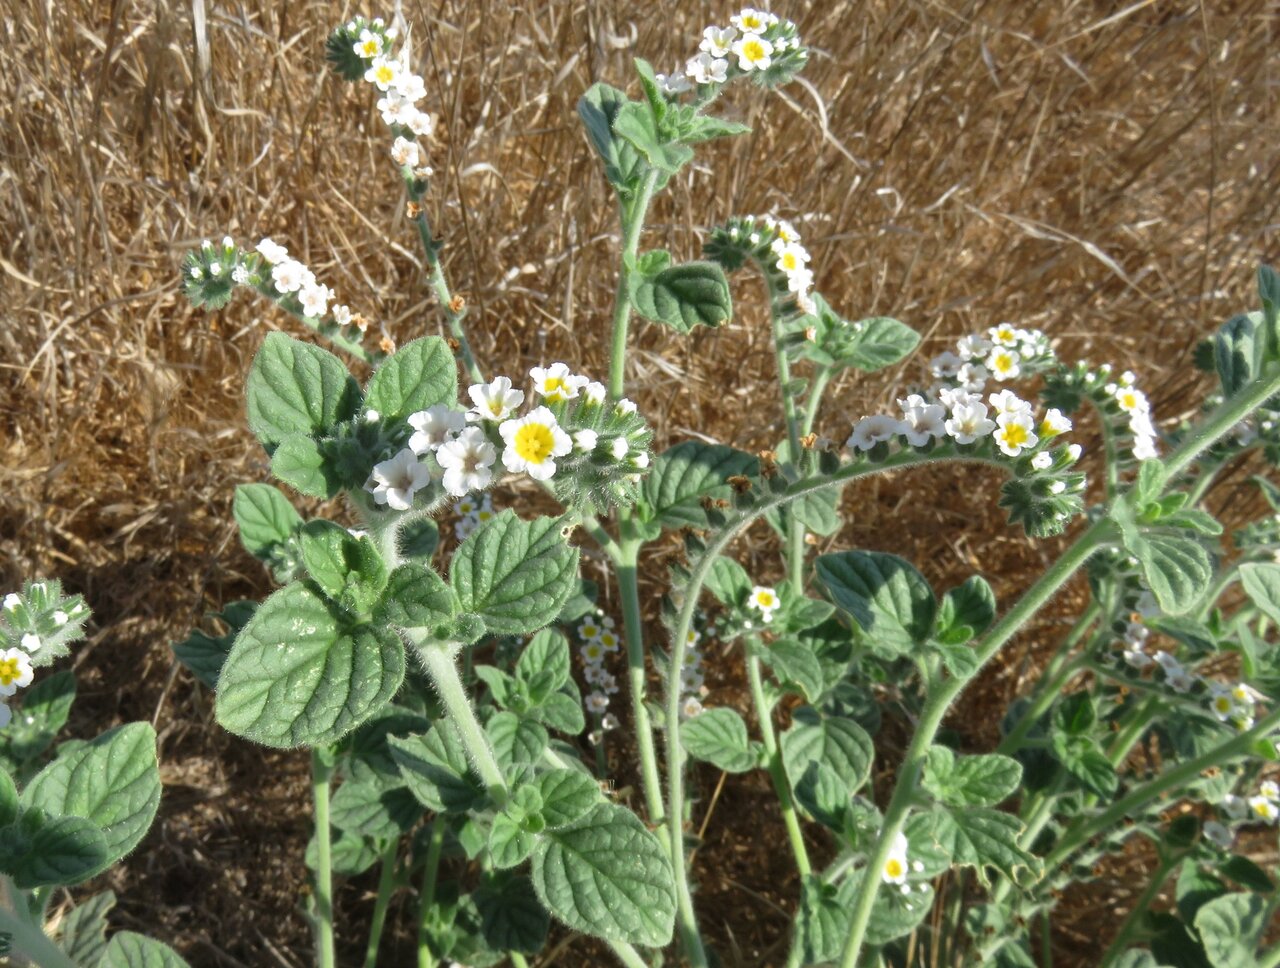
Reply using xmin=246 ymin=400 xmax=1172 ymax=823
xmin=1 ymin=0 xmax=1277 ymax=964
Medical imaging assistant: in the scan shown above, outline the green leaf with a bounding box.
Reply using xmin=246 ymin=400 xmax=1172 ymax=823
xmin=759 ymin=639 xmax=825 ymax=701
xmin=577 ymin=83 xmax=648 ymax=194
xmin=935 ymin=641 xmax=981 ymax=679
xmin=534 ymin=687 xmax=587 ymax=736
xmin=306 ymin=828 xmax=385 ymax=876
xmin=516 ymin=628 xmax=572 ymax=704
xmin=938 ymin=576 xmax=997 ymax=641
xmin=0 ymin=766 xmax=16 ymax=825
xmin=390 ymin=726 xmax=486 ymax=813
xmin=271 ymin=433 xmax=340 ymax=498
xmin=816 ymin=551 xmax=937 ymax=656
xmin=451 ymin=511 xmax=580 ymax=635
xmin=100 ymin=932 xmax=192 ymax=968
xmin=1135 ymin=460 xmax=1169 ymax=505
xmin=846 ymin=316 xmax=920 ymax=371
xmin=680 ymin=708 xmax=757 ymax=773
xmin=629 ymin=259 xmax=732 ymax=333
xmin=1194 ymin=893 xmax=1266 ymax=968
xmin=639 ymin=442 xmax=758 ymax=530
xmin=923 ymin=747 xmax=1022 ymax=807
xmin=780 ymin=714 xmax=874 ymax=794
xmin=862 ymin=872 xmax=934 ymax=945
xmin=474 ymin=873 xmax=550 ymax=954
xmin=398 ymin=517 xmax=440 ymax=562
xmin=792 ymin=761 xmax=848 ymax=830
xmin=246 ymin=331 xmax=360 ymax=450
xmin=21 ymin=722 xmax=160 ymax=874
xmin=531 ymin=802 xmax=675 ymax=946
xmin=486 ymin=712 xmax=549 ymax=771
xmin=794 ymin=875 xmax=855 ymax=964
xmin=1260 ymin=264 xmax=1280 ymax=359
xmin=374 ymin=563 xmax=458 ymax=632
xmin=233 ymin=483 xmax=302 ymax=566
xmin=1051 ymin=734 xmax=1117 ymax=798
xmin=56 ymin=890 xmax=116 ymax=967
xmin=329 ymin=780 xmax=420 ymax=841
xmin=1213 ymin=311 xmax=1264 ymax=397
xmin=299 ymin=520 xmax=388 ymax=615
xmin=363 ymin=336 xmax=457 ymax=421
xmin=1240 ymin=562 xmax=1280 ymax=625
xmin=215 ymin=582 xmax=405 ymax=748
xmin=489 ymin=810 xmax=537 ymax=869
xmin=0 ymin=668 xmax=75 ymax=765
xmin=536 ymin=769 xmax=601 ymax=828
xmin=0 ymin=811 xmax=109 ymax=888
xmin=1218 ymin=854 xmax=1275 ymax=893
xmin=675 ymin=111 xmax=752 ymax=144
xmin=767 ymin=487 xmax=841 ymax=539
xmin=172 ymin=602 xmax=256 ymax=690
xmin=1127 ymin=530 xmax=1214 ymax=616
xmin=612 ymin=101 xmax=693 ymax=175
xmin=922 ymin=806 xmax=1040 ymax=887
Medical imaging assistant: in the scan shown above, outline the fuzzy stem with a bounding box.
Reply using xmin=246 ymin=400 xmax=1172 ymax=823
xmin=746 ymin=648 xmax=811 ymax=877
xmin=416 ymin=816 xmax=445 ymax=968
xmin=607 ymin=168 xmax=662 ymax=399
xmin=362 ymin=839 xmax=399 ymax=968
xmin=801 ymin=368 xmax=832 ymax=437
xmin=311 ymin=749 xmax=338 ymax=968
xmin=617 ymin=541 xmax=667 ymax=826
xmin=836 ymin=517 xmax=1115 ymax=968
xmin=0 ymin=896 xmax=76 ymax=968
xmin=1162 ymin=364 xmax=1280 ymax=479
xmin=413 ymin=639 xmax=509 ymax=807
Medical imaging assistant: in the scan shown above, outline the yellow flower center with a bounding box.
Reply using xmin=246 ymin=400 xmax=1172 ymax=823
xmin=780 ymin=252 xmax=798 ymax=271
xmin=1214 ymin=697 xmax=1232 ymax=713
xmin=360 ymin=39 xmax=380 ymax=57
xmin=1254 ymin=801 xmax=1275 ymax=819
xmin=741 ymin=15 xmax=764 ymax=29
xmin=1119 ymin=391 xmax=1138 ymax=409
xmin=375 ymin=64 xmax=395 ymax=85
xmin=513 ymin=422 xmax=556 ymax=463
xmin=755 ymin=592 xmax=776 ymax=608
xmin=742 ymin=39 xmax=766 ymax=63
xmin=0 ymin=658 xmax=20 ymax=685
xmin=999 ymin=424 xmax=1029 ymax=448
xmin=884 ymin=858 xmax=905 ymax=879
xmin=543 ymin=376 xmax=570 ymax=401
xmin=488 ymin=399 xmax=505 ymax=416
xmin=994 ymin=353 xmax=1014 ymax=374
xmin=996 ymin=327 xmax=1015 ymax=343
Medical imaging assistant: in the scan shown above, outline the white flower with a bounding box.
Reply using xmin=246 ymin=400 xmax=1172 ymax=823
xmin=436 ymin=427 xmax=497 ymax=497
xmin=699 ymin=25 xmax=738 ymax=58
xmin=1031 ymin=452 xmax=1054 ymax=470
xmin=680 ymin=696 xmax=704 ymax=719
xmin=499 ymin=407 xmax=572 ymax=481
xmin=1203 ymin=820 xmax=1234 ymax=850
xmin=367 ymin=449 xmax=433 ymax=511
xmin=573 ymin=429 xmax=599 ymax=453
xmin=986 ymin=347 xmax=1021 ymax=381
xmin=1132 ymin=434 xmax=1160 ymax=461
xmin=391 ymin=136 xmax=420 ymax=167
xmin=208 ymin=262 xmax=222 ymax=277
xmin=686 ymin=52 xmax=729 ymax=85
xmin=937 ymin=386 xmax=979 ymax=409
xmin=773 ymin=219 xmax=801 ymax=243
xmin=406 ymin=110 xmax=436 ymax=138
xmin=467 ymin=376 xmax=524 ymax=422
xmin=943 ymin=400 xmax=995 ymax=444
xmin=1122 ymin=645 xmax=1153 ymax=669
xmin=333 ymin=305 xmax=352 ymax=327
xmin=731 ymin=8 xmax=778 ymax=32
xmin=583 ymin=382 xmax=607 ymax=405
xmin=231 ymin=265 xmax=250 ymax=284
xmin=785 ymin=267 xmax=814 ymax=295
xmin=354 ymin=29 xmax=382 ymax=59
xmin=53 ymin=610 xmax=68 ymax=625
xmin=956 ymin=333 xmax=993 ymax=360
xmin=598 ymin=628 xmax=621 ymax=652
xmin=531 ymin=362 xmax=588 ymax=403
xmin=408 ymin=405 xmax=467 ymax=454
xmin=1221 ymin=794 xmax=1248 ymax=820
xmin=298 ymin=282 xmax=331 ymax=318
xmin=989 ymin=323 xmax=1019 ymax=347
xmin=1248 ymin=795 xmax=1279 ymax=824
xmin=930 ymin=351 xmax=964 ymax=379
xmin=365 ymin=56 xmax=401 ymax=91
xmin=615 ymin=399 xmax=637 ymax=416
xmin=988 ymin=389 xmax=1032 ymax=419
xmin=993 ymin=412 xmax=1038 ymax=457
xmin=882 ymin=831 xmax=910 ymax=884
xmin=731 ymin=32 xmax=774 ymax=72
xmin=394 ymin=72 xmax=427 ymax=103
xmin=680 ymin=667 xmax=705 ymax=693
xmin=1067 ymin=443 xmax=1084 ymax=462
xmin=580 ymin=641 xmax=606 ymax=665
xmin=377 ymin=92 xmax=417 ymax=126
xmin=848 ymin=414 xmax=900 ymax=451
xmin=601 ymin=713 xmax=620 ymax=731
xmin=748 ymin=585 xmax=779 ymax=622
xmin=271 ymin=259 xmax=309 ymax=294
xmin=578 ymin=617 xmax=604 ymax=642
xmin=609 ymin=437 xmax=629 ymax=461
xmin=956 ymin=361 xmax=989 ymax=391
xmin=899 ymin=401 xmax=947 ymax=446
xmin=0 ymin=649 xmax=34 ymax=696
xmin=773 ymin=242 xmax=810 ymax=276
xmin=1040 ymin=408 xmax=1072 ymax=437
xmin=2 ymin=594 xmax=20 ymax=611
xmin=1114 ymin=386 xmax=1149 ymax=414
xmin=585 ymin=692 xmax=610 ymax=715
xmin=655 ymin=72 xmax=692 ymax=95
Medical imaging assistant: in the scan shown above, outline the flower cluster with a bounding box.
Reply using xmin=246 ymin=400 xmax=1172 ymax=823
xmin=0 ymin=580 xmax=89 ymax=728
xmin=363 ymin=364 xmax=652 ymax=514
xmin=656 ymin=8 xmax=807 ymax=95
xmin=676 ymin=625 xmax=708 ymax=719
xmin=1213 ymin=779 xmax=1280 ymax=849
xmin=745 ymin=585 xmax=780 ymax=627
xmin=705 ymin=214 xmax=816 ymax=315
xmin=182 ymin=236 xmax=254 ymax=311
xmin=1043 ymin=362 xmax=1161 ymax=464
xmin=879 ymin=830 xmax=929 ymax=904
xmin=576 ymin=613 xmax=621 ymax=730
xmin=927 ymin=324 xmax=1056 ymax=400
xmin=451 ymin=493 xmax=496 ymax=541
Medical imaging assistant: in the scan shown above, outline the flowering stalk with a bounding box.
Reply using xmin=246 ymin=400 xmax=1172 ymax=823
xmin=1162 ymin=362 xmax=1280 ymax=479
xmin=617 ymin=542 xmax=668 ymax=827
xmin=310 ymin=748 xmax=338 ymax=968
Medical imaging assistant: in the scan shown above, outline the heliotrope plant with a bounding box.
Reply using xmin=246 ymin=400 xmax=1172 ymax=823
xmin=0 ymin=584 xmax=188 ymax=967
xmin=125 ymin=7 xmax=1280 ymax=968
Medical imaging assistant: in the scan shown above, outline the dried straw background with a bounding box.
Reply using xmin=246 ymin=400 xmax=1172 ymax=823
xmin=1 ymin=0 xmax=1277 ymax=964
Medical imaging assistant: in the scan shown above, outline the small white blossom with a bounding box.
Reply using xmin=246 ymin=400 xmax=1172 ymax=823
xmin=1248 ymin=795 xmax=1279 ymax=824
xmin=680 ymin=696 xmax=704 ymax=719
xmin=573 ymin=429 xmax=599 ymax=453
xmin=408 ymin=405 xmax=467 ymax=454
xmin=367 ymin=449 xmax=433 ymax=511
xmin=731 ymin=32 xmax=774 ymax=72
xmin=655 ymin=72 xmax=692 ymax=95
xmin=615 ymin=399 xmax=637 ymax=416
xmin=499 ymin=407 xmax=572 ymax=481
xmin=583 ymin=382 xmax=607 ymax=405
xmin=1031 ymin=452 xmax=1054 ymax=470
xmin=0 ymin=649 xmax=34 ymax=696
xmin=406 ymin=110 xmax=436 ymax=138
xmin=956 ymin=333 xmax=993 ymax=360
xmin=686 ymin=52 xmax=729 ymax=85
xmin=1203 ymin=820 xmax=1233 ymax=850
xmin=391 ymin=136 xmax=420 ymax=167
xmin=231 ymin=265 xmax=250 ymax=284
xmin=354 ymin=29 xmax=382 ymax=59
xmin=436 ymin=427 xmax=497 ymax=496
xmin=700 ymin=25 xmax=738 ymax=58
xmin=899 ymin=401 xmax=947 ymax=446
xmin=930 ymin=351 xmax=963 ymax=379
xmin=1040 ymin=408 xmax=1072 ymax=437
xmin=298 ymin=282 xmax=331 ymax=318
xmin=19 ymin=633 xmax=40 ymax=652
xmin=944 ymin=400 xmax=996 ymax=444
xmin=993 ymin=412 xmax=1038 ymax=458
xmin=748 ymin=585 xmax=780 ymax=622
xmin=3 ymin=594 xmax=20 ymax=611
xmin=531 ymin=362 xmax=589 ymax=403
xmin=365 ymin=56 xmax=401 ymax=91
xmin=467 ymin=376 xmax=524 ymax=422
xmin=882 ymin=831 xmax=910 ymax=885
xmin=848 ymin=414 xmax=900 ymax=451
xmin=986 ymin=347 xmax=1021 ymax=381
xmin=988 ymin=390 xmax=1032 ymax=419
xmin=1221 ymin=794 xmax=1248 ymax=820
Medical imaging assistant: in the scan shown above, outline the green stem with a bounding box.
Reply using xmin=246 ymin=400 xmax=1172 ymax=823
xmin=408 ymin=194 xmax=483 ymax=386
xmin=0 ymin=902 xmax=77 ymax=968
xmin=311 ymin=749 xmax=337 ymax=968
xmin=1045 ymin=704 xmax=1280 ymax=871
xmin=617 ymin=542 xmax=667 ymax=827
xmin=746 ymin=648 xmax=812 ymax=877
xmin=1162 ymin=365 xmax=1280 ymax=479
xmin=1098 ymin=851 xmax=1179 ymax=968
xmin=413 ymin=638 xmax=509 ymax=807
xmin=510 ymin=954 xmax=529 ymax=968
xmin=417 ymin=817 xmax=445 ymax=968
xmin=836 ymin=517 xmax=1115 ymax=968
xmin=801 ymin=368 xmax=831 ymax=437
xmin=608 ymin=168 xmax=662 ymax=400
xmin=767 ymin=292 xmax=807 ymax=591
xmin=363 ymin=839 xmax=399 ymax=968
xmin=1259 ymin=941 xmax=1280 ymax=968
